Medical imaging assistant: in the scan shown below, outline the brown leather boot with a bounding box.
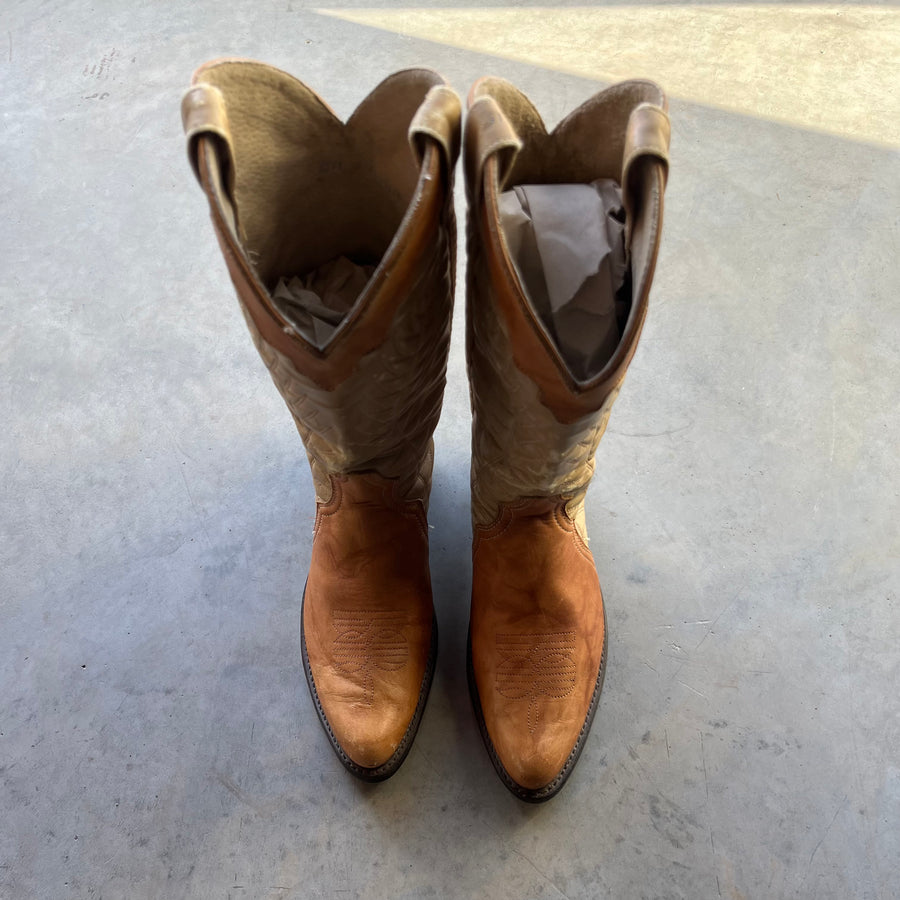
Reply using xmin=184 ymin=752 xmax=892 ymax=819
xmin=463 ymin=77 xmax=669 ymax=801
xmin=182 ymin=60 xmax=460 ymax=780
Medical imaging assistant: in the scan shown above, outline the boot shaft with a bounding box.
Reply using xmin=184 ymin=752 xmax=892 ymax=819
xmin=183 ymin=60 xmax=461 ymax=505
xmin=464 ymin=77 xmax=669 ymax=534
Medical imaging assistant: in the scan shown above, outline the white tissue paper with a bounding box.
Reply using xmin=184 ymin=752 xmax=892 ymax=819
xmin=272 ymin=257 xmax=375 ymax=348
xmin=498 ymin=179 xmax=627 ymax=380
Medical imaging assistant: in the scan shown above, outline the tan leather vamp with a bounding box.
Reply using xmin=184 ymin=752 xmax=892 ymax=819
xmin=303 ymin=474 xmax=434 ymax=769
xmin=470 ymin=499 xmax=605 ymax=791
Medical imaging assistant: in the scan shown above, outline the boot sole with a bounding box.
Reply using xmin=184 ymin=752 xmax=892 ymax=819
xmin=466 ymin=603 xmax=608 ymax=803
xmin=300 ymin=586 xmax=438 ymax=782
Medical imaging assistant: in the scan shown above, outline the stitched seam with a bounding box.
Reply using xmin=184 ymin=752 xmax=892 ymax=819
xmin=316 ymin=476 xmax=345 ymax=522
xmin=402 ymin=503 xmax=429 ymax=542
xmin=552 ymin=505 xmax=574 ymax=534
xmin=478 ymin=509 xmax=517 ymax=542
xmin=572 ymin=525 xmax=595 ymax=564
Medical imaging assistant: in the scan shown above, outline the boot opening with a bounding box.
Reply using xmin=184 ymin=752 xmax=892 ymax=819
xmin=271 ymin=258 xmax=377 ymax=348
xmin=498 ymin=179 xmax=630 ymax=381
xmin=197 ymin=63 xmax=443 ymax=348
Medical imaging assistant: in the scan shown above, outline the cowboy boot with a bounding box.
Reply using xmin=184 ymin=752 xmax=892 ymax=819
xmin=463 ymin=77 xmax=669 ymax=801
xmin=182 ymin=60 xmax=460 ymax=780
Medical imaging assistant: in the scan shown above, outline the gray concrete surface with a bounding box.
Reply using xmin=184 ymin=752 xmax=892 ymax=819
xmin=2 ymin=2 xmax=899 ymax=898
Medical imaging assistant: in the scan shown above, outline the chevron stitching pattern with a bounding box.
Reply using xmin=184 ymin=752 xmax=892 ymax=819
xmin=466 ymin=214 xmax=621 ymax=539
xmin=239 ymin=210 xmax=455 ymax=507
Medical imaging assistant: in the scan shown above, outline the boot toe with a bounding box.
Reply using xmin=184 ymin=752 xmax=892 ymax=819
xmin=472 ymin=658 xmax=599 ymax=798
xmin=302 ymin=570 xmax=437 ymax=780
xmin=303 ymin=643 xmax=435 ymax=777
xmin=324 ymin=699 xmax=418 ymax=770
xmin=489 ymin=729 xmax=574 ymax=793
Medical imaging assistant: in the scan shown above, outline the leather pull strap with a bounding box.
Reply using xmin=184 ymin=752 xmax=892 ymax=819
xmin=409 ymin=84 xmax=462 ymax=170
xmin=621 ymin=102 xmax=670 ymax=249
xmin=182 ymin=84 xmax=233 ymax=186
xmin=181 ymin=82 xmax=239 ymax=237
xmin=464 ymin=95 xmax=523 ymax=205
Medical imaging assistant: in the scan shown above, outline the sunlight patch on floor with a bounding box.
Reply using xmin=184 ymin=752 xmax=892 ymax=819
xmin=317 ymin=6 xmax=900 ymax=146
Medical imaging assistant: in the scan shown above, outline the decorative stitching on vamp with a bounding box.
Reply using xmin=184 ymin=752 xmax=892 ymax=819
xmin=331 ymin=610 xmax=409 ymax=708
xmin=495 ymin=631 xmax=577 ymax=734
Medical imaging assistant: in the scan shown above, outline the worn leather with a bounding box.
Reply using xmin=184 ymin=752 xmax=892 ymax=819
xmin=303 ymin=474 xmax=434 ymax=769
xmin=184 ymin=60 xmax=460 ymax=773
xmin=465 ymin=77 xmax=669 ymax=797
xmin=470 ymin=499 xmax=605 ymax=792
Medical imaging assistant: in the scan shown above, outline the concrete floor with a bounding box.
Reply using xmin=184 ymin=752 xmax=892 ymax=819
xmin=2 ymin=2 xmax=899 ymax=898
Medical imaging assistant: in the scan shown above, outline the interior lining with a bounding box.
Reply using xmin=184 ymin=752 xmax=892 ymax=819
xmin=195 ymin=62 xmax=442 ymax=293
xmin=472 ymin=76 xmax=666 ymax=383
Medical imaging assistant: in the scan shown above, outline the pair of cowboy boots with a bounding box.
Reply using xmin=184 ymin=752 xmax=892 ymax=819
xmin=182 ymin=60 xmax=669 ymax=802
